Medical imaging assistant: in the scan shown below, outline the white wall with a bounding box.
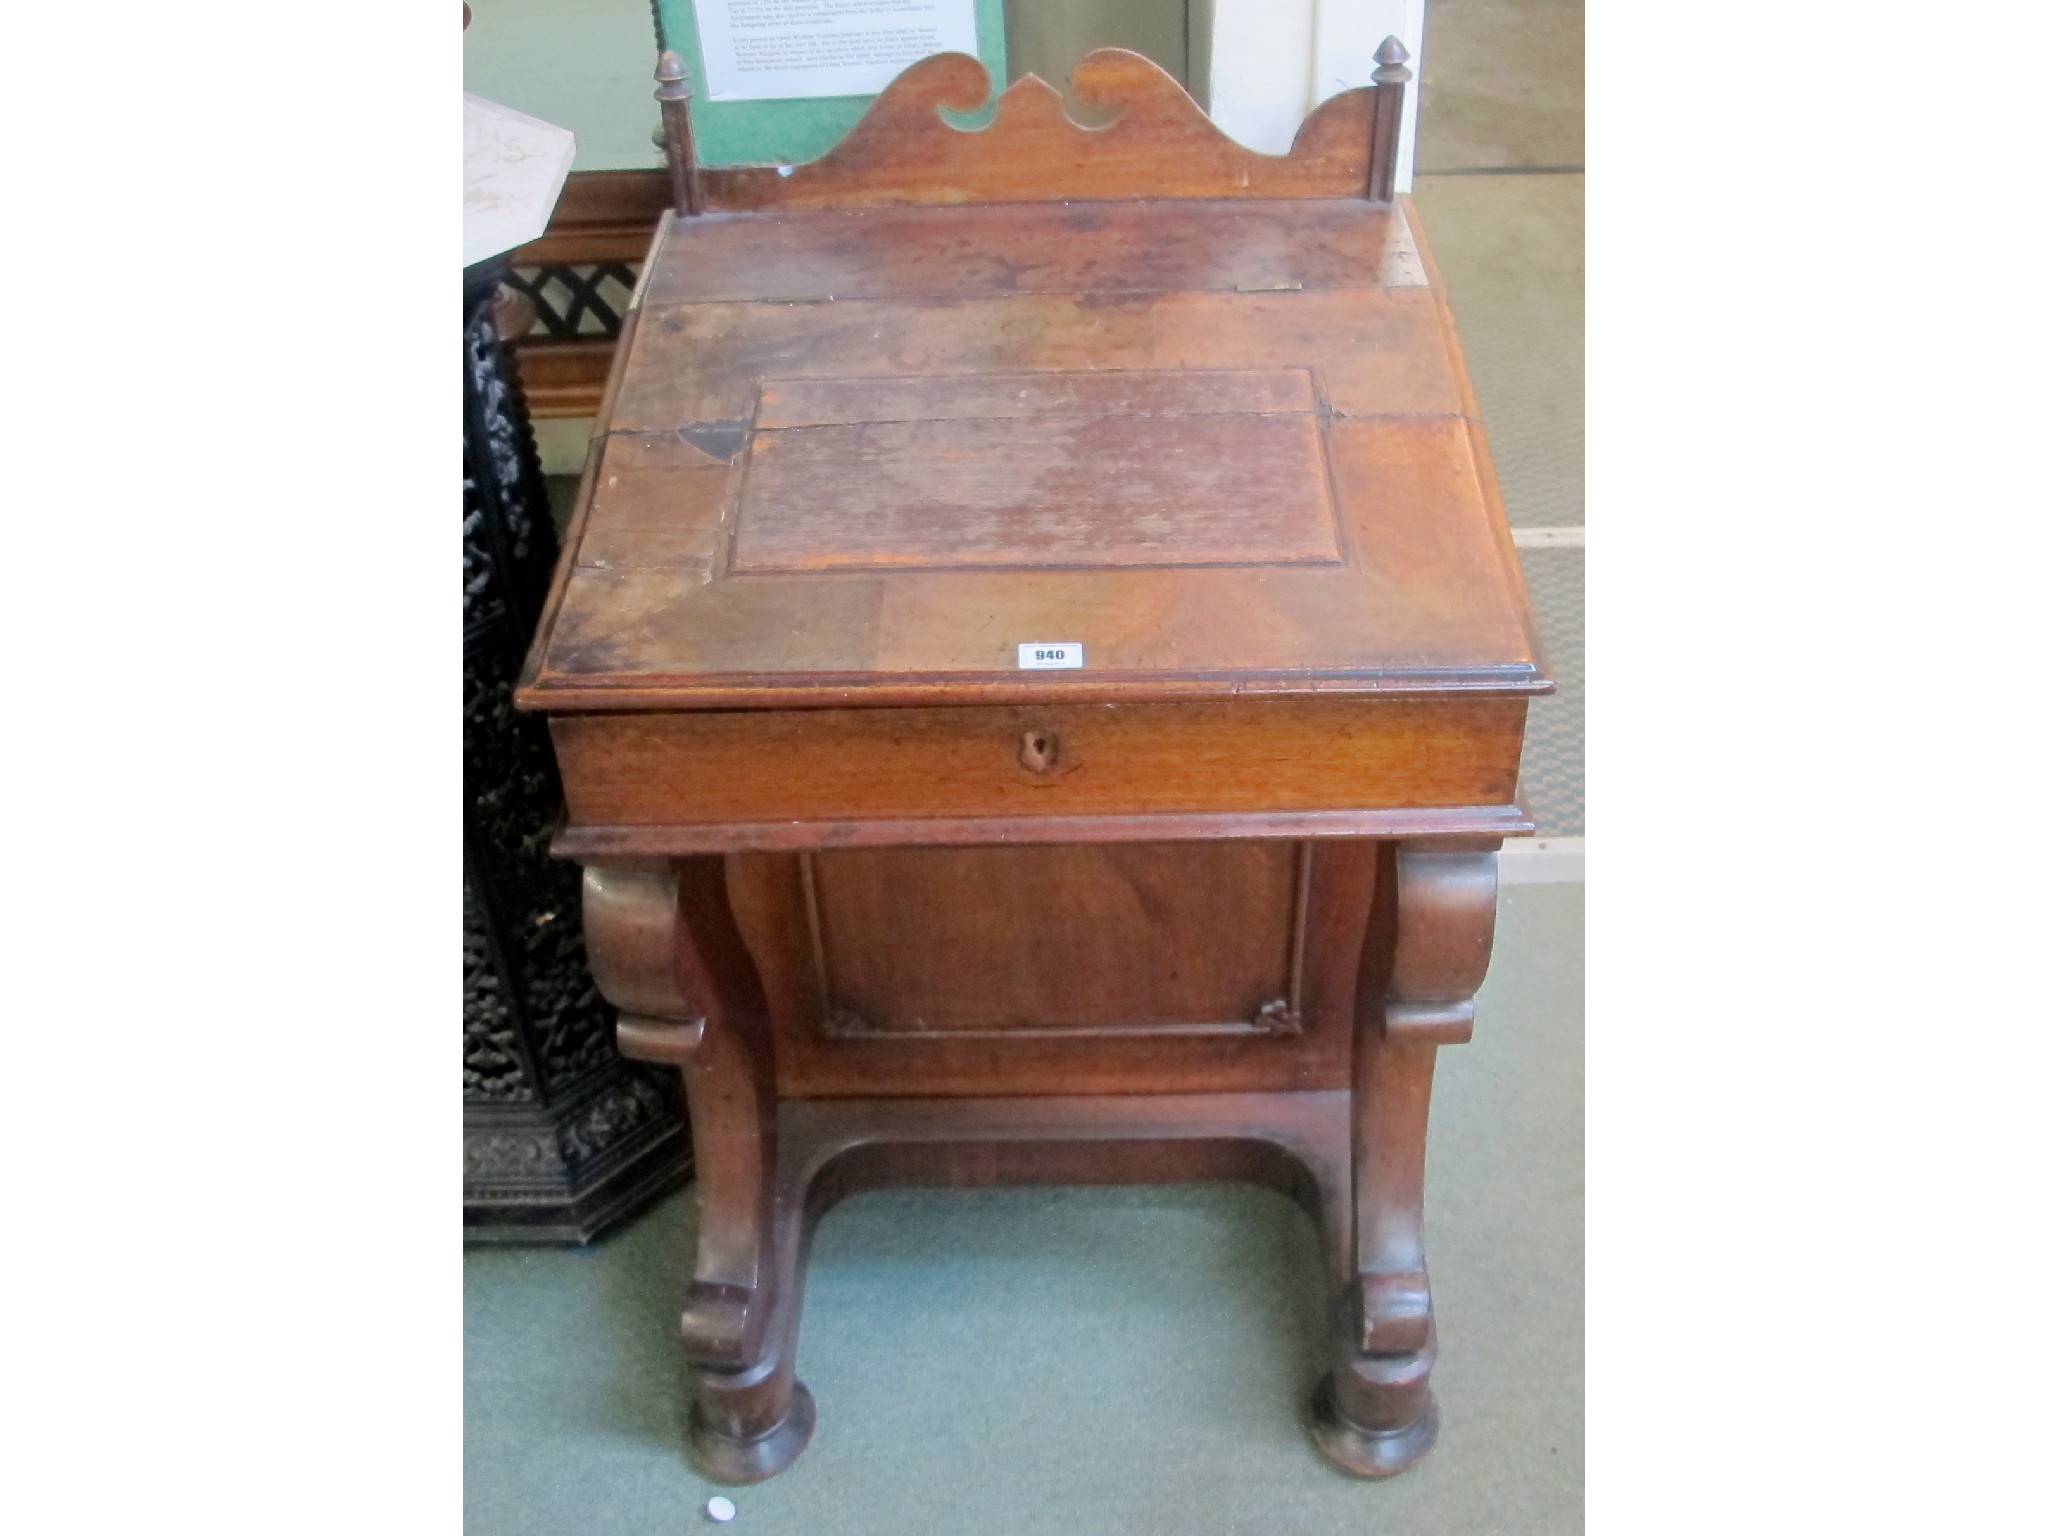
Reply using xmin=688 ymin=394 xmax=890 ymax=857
xmin=1205 ymin=0 xmax=1425 ymax=192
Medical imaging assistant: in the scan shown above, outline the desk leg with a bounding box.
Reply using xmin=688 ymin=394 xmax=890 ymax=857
xmin=1312 ymin=841 xmax=1497 ymax=1477
xmin=583 ymin=858 xmax=816 ymax=1483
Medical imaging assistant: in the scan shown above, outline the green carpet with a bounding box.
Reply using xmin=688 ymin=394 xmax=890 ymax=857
xmin=1516 ymin=544 xmax=1585 ymax=837
xmin=465 ymin=884 xmax=1581 ymax=1534
xmin=1416 ymin=0 xmax=1584 ymax=172
xmin=1411 ymin=174 xmax=1584 ymax=533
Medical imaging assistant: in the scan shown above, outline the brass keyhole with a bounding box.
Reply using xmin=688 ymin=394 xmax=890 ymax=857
xmin=1018 ymin=729 xmax=1060 ymax=773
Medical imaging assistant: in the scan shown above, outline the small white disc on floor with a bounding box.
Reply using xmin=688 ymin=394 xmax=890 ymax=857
xmin=705 ymin=1495 xmax=737 ymax=1522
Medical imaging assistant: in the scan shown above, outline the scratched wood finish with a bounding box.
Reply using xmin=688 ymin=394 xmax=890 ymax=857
xmin=753 ymin=367 xmax=1317 ymax=428
xmin=732 ymin=370 xmax=1338 ymax=573
xmin=608 ymin=286 xmax=1460 ymax=432
xmin=697 ymin=50 xmax=1380 ymax=211
xmin=509 ymin=51 xmax=1543 ymax=716
xmin=807 ymin=841 xmax=1300 ymax=1035
xmin=726 ymin=840 xmax=1377 ymax=1099
xmin=548 ymin=696 xmax=1526 ymax=829
xmin=512 ymin=162 xmax=1539 ymax=711
xmin=516 ymin=192 xmax=1426 ymax=417
xmin=509 ymin=169 xmax=671 ymax=267
xmin=534 ymin=410 xmax=1536 ymax=708
xmin=636 ymin=200 xmax=1424 ymax=309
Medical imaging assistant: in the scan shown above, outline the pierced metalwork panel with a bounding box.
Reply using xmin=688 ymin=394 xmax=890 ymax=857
xmin=462 ymin=258 xmax=686 ymax=1241
xmin=505 ymin=262 xmax=640 ymax=339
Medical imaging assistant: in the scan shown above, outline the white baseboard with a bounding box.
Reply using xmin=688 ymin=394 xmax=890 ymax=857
xmin=533 ymin=417 xmax=595 ymax=478
xmin=1499 ymin=836 xmax=1584 ymax=883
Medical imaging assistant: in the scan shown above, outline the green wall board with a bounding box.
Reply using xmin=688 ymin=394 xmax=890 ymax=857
xmin=655 ymin=0 xmax=1007 ymax=167
xmin=653 ymin=0 xmax=1007 ymax=166
xmin=467 ymin=0 xmax=1006 ymax=172
xmin=655 ymin=1 xmax=1007 ymax=167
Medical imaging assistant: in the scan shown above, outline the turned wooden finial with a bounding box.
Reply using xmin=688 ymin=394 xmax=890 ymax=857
xmin=1367 ymin=35 xmax=1411 ymax=202
xmin=655 ymin=49 xmax=701 ymax=216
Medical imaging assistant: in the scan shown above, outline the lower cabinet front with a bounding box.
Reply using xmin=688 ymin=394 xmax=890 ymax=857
xmin=728 ymin=838 xmax=1379 ymax=1099
xmin=582 ymin=837 xmax=1499 ymax=1484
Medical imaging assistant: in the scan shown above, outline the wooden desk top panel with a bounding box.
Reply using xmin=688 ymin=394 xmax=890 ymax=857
xmin=733 ymin=370 xmax=1338 ymax=574
xmin=519 ymin=62 xmax=1543 ymax=713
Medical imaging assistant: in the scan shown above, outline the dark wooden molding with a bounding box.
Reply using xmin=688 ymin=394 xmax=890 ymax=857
xmin=549 ymin=803 xmax=1537 ymax=860
xmin=513 ymin=169 xmax=669 ymax=266
xmin=511 ymin=337 xmax=620 ymax=417
xmin=504 ymin=170 xmax=669 ymax=419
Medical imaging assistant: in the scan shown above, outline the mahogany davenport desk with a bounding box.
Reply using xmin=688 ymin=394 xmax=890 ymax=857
xmin=517 ymin=44 xmax=1549 ymax=1485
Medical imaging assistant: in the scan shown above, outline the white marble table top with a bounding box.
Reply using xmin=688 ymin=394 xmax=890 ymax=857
xmin=464 ymin=93 xmax=575 ymax=269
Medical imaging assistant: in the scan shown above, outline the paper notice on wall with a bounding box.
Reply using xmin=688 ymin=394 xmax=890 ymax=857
xmin=694 ymin=0 xmax=980 ymax=102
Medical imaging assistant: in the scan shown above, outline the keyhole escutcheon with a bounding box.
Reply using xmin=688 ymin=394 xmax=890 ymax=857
xmin=1018 ymin=728 xmax=1060 ymax=773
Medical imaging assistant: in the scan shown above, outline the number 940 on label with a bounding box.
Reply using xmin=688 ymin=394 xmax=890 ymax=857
xmin=1016 ymin=642 xmax=1084 ymax=670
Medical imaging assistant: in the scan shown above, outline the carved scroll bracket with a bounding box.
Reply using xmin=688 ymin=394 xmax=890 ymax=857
xmin=1345 ymin=840 xmax=1502 ymax=1366
xmin=1384 ymin=843 xmax=1500 ymax=1045
xmin=581 ymin=859 xmax=780 ymax=1374
xmin=583 ymin=861 xmax=692 ymax=1020
xmin=617 ymin=1013 xmax=707 ymax=1066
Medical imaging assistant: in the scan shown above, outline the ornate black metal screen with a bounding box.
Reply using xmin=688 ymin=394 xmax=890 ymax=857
xmin=463 ymin=257 xmax=688 ymax=1242
xmin=501 ymin=262 xmax=639 ymax=339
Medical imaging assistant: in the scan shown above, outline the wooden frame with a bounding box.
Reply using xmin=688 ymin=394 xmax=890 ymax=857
xmin=509 ymin=41 xmax=1412 ymax=417
xmin=663 ymin=42 xmax=1407 ymax=212
xmin=520 ymin=39 xmax=1546 ymax=1486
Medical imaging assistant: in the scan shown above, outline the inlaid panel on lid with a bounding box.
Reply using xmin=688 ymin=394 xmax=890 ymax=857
xmin=731 ymin=369 xmax=1340 ymax=574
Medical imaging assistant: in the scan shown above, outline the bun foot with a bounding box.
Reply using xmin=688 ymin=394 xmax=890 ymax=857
xmin=686 ymin=1380 xmax=816 ymax=1484
xmin=1307 ymin=1375 xmax=1438 ymax=1478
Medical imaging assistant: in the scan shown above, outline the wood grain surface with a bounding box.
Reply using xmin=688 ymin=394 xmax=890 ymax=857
xmin=731 ymin=369 xmax=1337 ymax=573
xmin=532 ymin=402 xmax=1536 ymax=707
xmin=727 ymin=839 xmax=1378 ymax=1099
xmin=636 ymin=198 xmax=1425 ymax=308
xmin=607 ymin=286 xmax=1460 ymax=431
xmin=696 ymin=50 xmax=1381 ymax=211
xmin=550 ymin=804 xmax=1536 ymax=859
xmin=511 ymin=186 xmax=1542 ymax=709
xmin=805 ymin=841 xmax=1301 ymax=1036
xmin=548 ymin=695 xmax=1526 ymax=828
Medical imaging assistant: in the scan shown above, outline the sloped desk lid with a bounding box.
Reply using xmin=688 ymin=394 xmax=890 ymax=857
xmin=518 ymin=60 xmax=1546 ymax=712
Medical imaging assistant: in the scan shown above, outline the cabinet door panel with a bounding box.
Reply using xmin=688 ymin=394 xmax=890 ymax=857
xmin=728 ymin=838 xmax=1377 ymax=1098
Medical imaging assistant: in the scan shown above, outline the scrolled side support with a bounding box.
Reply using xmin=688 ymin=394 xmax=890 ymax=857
xmin=1312 ymin=838 xmax=1498 ymax=1478
xmin=582 ymin=857 xmax=812 ymax=1481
